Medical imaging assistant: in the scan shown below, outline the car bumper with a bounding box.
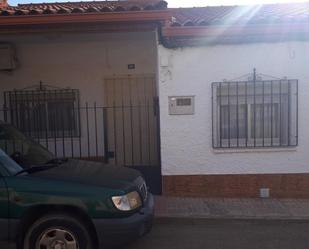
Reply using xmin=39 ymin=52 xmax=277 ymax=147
xmin=92 ymin=193 xmax=154 ymax=248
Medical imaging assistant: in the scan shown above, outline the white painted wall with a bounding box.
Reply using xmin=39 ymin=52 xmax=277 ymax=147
xmin=0 ymin=32 xmax=157 ymax=104
xmin=158 ymin=41 xmax=309 ymax=175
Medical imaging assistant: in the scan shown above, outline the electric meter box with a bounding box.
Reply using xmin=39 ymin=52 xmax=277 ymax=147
xmin=168 ymin=96 xmax=195 ymax=115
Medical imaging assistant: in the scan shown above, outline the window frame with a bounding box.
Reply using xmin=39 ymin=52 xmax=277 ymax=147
xmin=212 ymin=79 xmax=298 ymax=149
xmin=4 ymin=88 xmax=81 ymax=139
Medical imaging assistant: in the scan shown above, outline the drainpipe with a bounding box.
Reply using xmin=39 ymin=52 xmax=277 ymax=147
xmin=157 ymin=21 xmax=176 ymax=49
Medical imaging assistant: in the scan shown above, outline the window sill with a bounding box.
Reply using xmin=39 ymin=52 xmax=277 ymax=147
xmin=213 ymin=146 xmax=297 ymax=154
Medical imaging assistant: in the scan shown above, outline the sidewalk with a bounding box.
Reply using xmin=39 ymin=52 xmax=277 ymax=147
xmin=154 ymin=196 xmax=309 ymax=220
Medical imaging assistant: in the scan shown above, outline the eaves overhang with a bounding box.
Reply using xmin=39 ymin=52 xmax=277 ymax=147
xmin=0 ymin=10 xmax=171 ymax=34
xmin=161 ymin=23 xmax=309 ymax=47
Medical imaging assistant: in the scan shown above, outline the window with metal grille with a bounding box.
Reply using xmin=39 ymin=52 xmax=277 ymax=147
xmin=212 ymin=79 xmax=298 ymax=148
xmin=4 ymin=89 xmax=80 ymax=138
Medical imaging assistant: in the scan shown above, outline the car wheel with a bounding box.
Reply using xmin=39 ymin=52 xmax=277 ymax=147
xmin=23 ymin=214 xmax=93 ymax=249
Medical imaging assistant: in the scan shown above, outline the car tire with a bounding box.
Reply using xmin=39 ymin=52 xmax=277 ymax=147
xmin=23 ymin=214 xmax=93 ymax=249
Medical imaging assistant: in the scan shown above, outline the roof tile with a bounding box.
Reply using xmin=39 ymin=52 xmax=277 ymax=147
xmin=170 ymin=2 xmax=309 ymax=26
xmin=0 ymin=0 xmax=168 ymax=15
xmin=1 ymin=1 xmax=309 ymax=27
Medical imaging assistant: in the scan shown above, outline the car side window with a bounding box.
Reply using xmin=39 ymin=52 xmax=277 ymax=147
xmin=0 ymin=149 xmax=23 ymax=176
xmin=0 ymin=124 xmax=54 ymax=167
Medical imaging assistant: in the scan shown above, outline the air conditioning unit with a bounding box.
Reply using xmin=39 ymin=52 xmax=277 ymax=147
xmin=0 ymin=43 xmax=17 ymax=71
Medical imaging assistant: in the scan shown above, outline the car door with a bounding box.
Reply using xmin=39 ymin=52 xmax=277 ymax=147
xmin=0 ymin=174 xmax=8 ymax=242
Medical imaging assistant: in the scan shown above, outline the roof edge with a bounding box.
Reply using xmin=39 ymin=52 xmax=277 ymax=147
xmin=0 ymin=10 xmax=170 ymax=27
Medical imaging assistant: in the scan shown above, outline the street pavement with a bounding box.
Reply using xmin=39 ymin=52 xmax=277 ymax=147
xmin=123 ymin=219 xmax=309 ymax=249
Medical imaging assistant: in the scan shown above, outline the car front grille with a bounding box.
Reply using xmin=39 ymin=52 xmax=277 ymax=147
xmin=134 ymin=176 xmax=148 ymax=202
xmin=139 ymin=181 xmax=148 ymax=202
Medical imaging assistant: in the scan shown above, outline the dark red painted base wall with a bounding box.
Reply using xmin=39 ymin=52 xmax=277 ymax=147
xmin=162 ymin=174 xmax=309 ymax=198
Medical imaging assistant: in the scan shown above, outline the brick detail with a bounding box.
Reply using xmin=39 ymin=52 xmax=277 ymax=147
xmin=162 ymin=174 xmax=309 ymax=198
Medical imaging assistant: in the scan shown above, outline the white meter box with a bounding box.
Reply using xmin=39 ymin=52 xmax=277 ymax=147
xmin=168 ymin=96 xmax=195 ymax=115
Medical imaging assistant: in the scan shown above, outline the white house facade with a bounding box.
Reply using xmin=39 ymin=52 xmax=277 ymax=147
xmin=159 ymin=41 xmax=309 ymax=197
xmin=1 ymin=0 xmax=309 ymax=197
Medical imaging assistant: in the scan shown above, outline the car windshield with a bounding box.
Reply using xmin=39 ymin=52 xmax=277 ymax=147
xmin=0 ymin=124 xmax=54 ymax=168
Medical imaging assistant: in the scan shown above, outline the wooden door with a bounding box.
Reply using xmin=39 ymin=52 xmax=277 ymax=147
xmin=104 ymin=75 xmax=159 ymax=166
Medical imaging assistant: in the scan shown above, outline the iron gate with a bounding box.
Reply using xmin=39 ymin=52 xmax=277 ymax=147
xmin=1 ymin=91 xmax=162 ymax=194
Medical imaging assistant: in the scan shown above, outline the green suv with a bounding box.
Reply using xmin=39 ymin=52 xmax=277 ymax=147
xmin=0 ymin=123 xmax=154 ymax=249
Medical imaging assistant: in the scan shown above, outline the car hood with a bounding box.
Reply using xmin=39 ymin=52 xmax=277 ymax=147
xmin=31 ymin=159 xmax=142 ymax=190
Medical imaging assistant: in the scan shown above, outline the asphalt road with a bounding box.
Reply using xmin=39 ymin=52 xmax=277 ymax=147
xmin=123 ymin=219 xmax=309 ymax=249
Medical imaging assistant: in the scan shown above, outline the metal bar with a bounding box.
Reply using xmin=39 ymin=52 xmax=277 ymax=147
xmin=270 ymin=80 xmax=273 ymax=146
xmin=155 ymin=96 xmax=162 ymax=169
xmin=3 ymin=93 xmax=8 ymax=153
xmin=121 ymin=102 xmax=126 ymax=165
xmin=245 ymin=81 xmax=248 ymax=147
xmin=113 ymin=103 xmax=118 ymax=165
xmin=253 ymin=68 xmax=256 ymax=147
xmin=287 ymin=80 xmax=291 ymax=146
xmin=44 ymin=90 xmax=49 ymax=149
xmin=112 ymin=82 xmax=117 ymax=165
xmin=236 ymin=82 xmax=239 ymax=147
xmin=219 ymin=83 xmax=222 ymax=148
xmin=53 ymin=90 xmax=57 ymax=157
xmin=77 ymin=107 xmax=82 ymax=158
xmin=10 ymin=93 xmax=16 ymax=152
xmin=121 ymin=80 xmax=126 ymax=166
xmin=138 ymin=101 xmax=143 ymax=164
xmin=14 ymin=90 xmax=19 ymax=131
xmin=27 ymin=92 xmax=32 ymax=138
xmin=19 ymin=91 xmax=24 ymax=154
xmin=37 ymin=89 xmax=41 ymax=144
xmin=32 ymin=90 xmax=39 ymax=143
xmin=227 ymin=82 xmax=230 ymax=147
xmin=8 ymin=92 xmax=13 ymax=126
xmin=36 ymin=89 xmax=41 ymax=144
xmin=262 ymin=81 xmax=265 ymax=147
xmin=103 ymin=108 xmax=109 ymax=164
xmin=279 ymin=81 xmax=282 ymax=146
xmin=211 ymin=84 xmax=215 ymax=148
xmin=18 ymin=91 xmax=23 ymax=132
xmin=61 ymin=96 xmax=65 ymax=158
xmin=94 ymin=102 xmax=98 ymax=158
xmin=3 ymin=92 xmax=7 ymax=123
xmin=147 ymin=99 xmax=151 ymax=164
xmin=296 ymin=80 xmax=299 ymax=146
xmin=86 ymin=102 xmax=90 ymax=158
xmin=11 ymin=92 xmax=17 ymax=152
xmin=130 ymin=104 xmax=134 ymax=165
xmin=129 ymin=89 xmax=134 ymax=166
xmin=70 ymin=94 xmax=75 ymax=158
xmin=77 ymin=94 xmax=82 ymax=158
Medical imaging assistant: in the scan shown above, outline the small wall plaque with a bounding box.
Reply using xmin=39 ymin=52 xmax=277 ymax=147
xmin=128 ymin=64 xmax=135 ymax=70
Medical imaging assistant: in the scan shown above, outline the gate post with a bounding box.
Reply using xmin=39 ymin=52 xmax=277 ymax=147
xmin=103 ymin=108 xmax=109 ymax=164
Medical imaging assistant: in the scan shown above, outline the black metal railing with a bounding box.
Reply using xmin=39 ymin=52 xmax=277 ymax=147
xmin=0 ymin=102 xmax=160 ymax=167
xmin=212 ymin=75 xmax=298 ymax=149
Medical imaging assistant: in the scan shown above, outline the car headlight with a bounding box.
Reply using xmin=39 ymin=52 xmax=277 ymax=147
xmin=111 ymin=191 xmax=142 ymax=211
